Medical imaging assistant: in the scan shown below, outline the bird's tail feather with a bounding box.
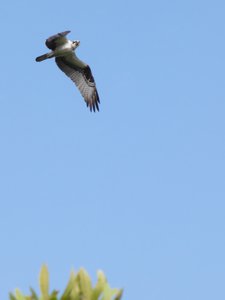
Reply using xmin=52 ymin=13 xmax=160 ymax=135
xmin=35 ymin=52 xmax=54 ymax=62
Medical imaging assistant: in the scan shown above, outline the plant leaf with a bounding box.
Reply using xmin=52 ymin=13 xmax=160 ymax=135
xmin=39 ymin=265 xmax=49 ymax=300
xmin=9 ymin=293 xmax=17 ymax=300
xmin=15 ymin=289 xmax=27 ymax=300
xmin=77 ymin=268 xmax=92 ymax=300
xmin=101 ymin=285 xmax=119 ymax=300
xmin=69 ymin=275 xmax=81 ymax=300
xmin=29 ymin=288 xmax=38 ymax=300
xmin=60 ymin=270 xmax=76 ymax=300
xmin=49 ymin=290 xmax=59 ymax=300
xmin=114 ymin=289 xmax=123 ymax=300
xmin=91 ymin=270 xmax=107 ymax=300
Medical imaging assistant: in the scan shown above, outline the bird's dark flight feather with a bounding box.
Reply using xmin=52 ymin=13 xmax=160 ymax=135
xmin=83 ymin=65 xmax=95 ymax=84
xmin=45 ymin=31 xmax=71 ymax=50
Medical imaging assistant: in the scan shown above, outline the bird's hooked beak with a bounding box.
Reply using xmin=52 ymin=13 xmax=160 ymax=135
xmin=74 ymin=40 xmax=80 ymax=47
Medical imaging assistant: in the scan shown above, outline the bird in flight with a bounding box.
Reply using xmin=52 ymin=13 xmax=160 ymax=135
xmin=36 ymin=31 xmax=100 ymax=112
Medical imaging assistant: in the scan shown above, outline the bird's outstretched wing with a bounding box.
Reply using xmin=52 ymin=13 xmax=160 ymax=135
xmin=45 ymin=31 xmax=71 ymax=50
xmin=55 ymin=54 xmax=100 ymax=112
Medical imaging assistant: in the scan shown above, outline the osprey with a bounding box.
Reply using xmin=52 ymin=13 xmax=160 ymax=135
xmin=36 ymin=31 xmax=100 ymax=112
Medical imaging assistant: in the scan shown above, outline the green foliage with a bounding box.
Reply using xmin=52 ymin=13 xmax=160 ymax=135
xmin=10 ymin=265 xmax=123 ymax=300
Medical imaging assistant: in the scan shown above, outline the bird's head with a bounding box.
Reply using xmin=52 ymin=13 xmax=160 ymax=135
xmin=72 ymin=40 xmax=80 ymax=50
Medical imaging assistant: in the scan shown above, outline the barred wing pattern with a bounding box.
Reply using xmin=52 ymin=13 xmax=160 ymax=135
xmin=55 ymin=56 xmax=100 ymax=112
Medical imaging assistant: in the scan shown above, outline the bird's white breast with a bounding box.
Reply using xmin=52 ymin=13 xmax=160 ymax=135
xmin=54 ymin=40 xmax=74 ymax=56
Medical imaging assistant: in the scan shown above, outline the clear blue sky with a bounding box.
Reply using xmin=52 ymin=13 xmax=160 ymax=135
xmin=0 ymin=0 xmax=225 ymax=299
